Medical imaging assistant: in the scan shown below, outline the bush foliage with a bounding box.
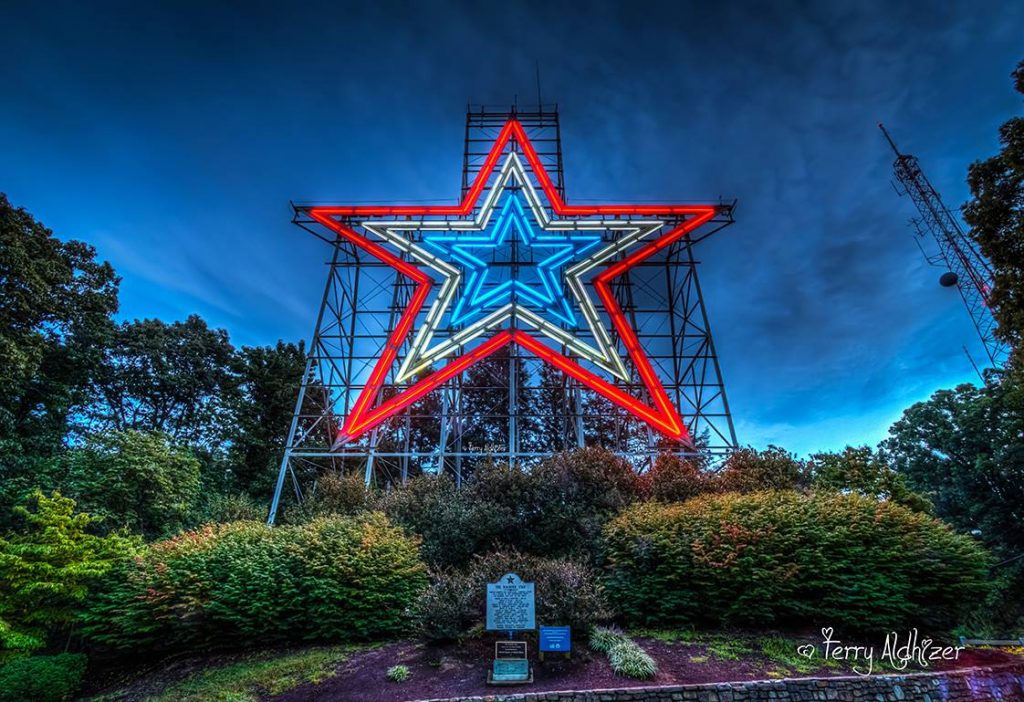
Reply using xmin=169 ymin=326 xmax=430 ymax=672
xmin=0 ymin=492 xmax=138 ymax=658
xmin=417 ymin=550 xmax=609 ymax=642
xmin=603 ymin=491 xmax=990 ymax=632
xmin=82 ymin=513 xmax=427 ymax=651
xmin=381 ymin=448 xmax=644 ymax=569
xmin=60 ymin=430 xmax=202 ymax=538
xmin=0 ymin=653 xmax=87 ymax=702
xmin=377 ymin=474 xmax=494 ymax=569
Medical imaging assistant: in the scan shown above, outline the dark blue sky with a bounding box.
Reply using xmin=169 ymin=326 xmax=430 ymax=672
xmin=2 ymin=1 xmax=1021 ymax=455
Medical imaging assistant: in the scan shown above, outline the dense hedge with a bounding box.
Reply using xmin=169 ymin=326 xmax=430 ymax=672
xmin=380 ymin=448 xmax=644 ymax=569
xmin=0 ymin=653 xmax=86 ymax=702
xmin=81 ymin=513 xmax=427 ymax=651
xmin=604 ymin=491 xmax=989 ymax=632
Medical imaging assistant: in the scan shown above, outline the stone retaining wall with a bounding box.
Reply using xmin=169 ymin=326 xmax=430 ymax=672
xmin=422 ymin=663 xmax=1024 ymax=702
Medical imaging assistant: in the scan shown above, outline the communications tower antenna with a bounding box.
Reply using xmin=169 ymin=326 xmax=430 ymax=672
xmin=880 ymin=123 xmax=1008 ymax=369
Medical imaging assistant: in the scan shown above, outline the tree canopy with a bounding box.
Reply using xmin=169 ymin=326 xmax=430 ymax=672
xmin=0 ymin=194 xmax=119 ymax=518
xmin=963 ymin=60 xmax=1024 ymax=356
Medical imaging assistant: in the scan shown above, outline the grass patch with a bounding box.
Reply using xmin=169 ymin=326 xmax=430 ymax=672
xmin=705 ymin=637 xmax=752 ymax=661
xmin=758 ymin=637 xmax=822 ymax=674
xmin=146 ymin=645 xmax=366 ymax=702
xmin=632 ymin=627 xmax=698 ymax=644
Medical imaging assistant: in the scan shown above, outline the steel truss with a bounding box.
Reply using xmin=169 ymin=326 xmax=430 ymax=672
xmin=268 ymin=106 xmax=737 ymax=523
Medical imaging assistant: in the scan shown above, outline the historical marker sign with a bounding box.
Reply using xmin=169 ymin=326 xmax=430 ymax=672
xmin=486 ymin=573 xmax=535 ymax=631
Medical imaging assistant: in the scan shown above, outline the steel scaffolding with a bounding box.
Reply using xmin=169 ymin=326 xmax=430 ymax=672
xmin=268 ymin=106 xmax=737 ymax=523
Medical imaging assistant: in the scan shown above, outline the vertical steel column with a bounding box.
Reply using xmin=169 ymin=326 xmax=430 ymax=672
xmin=268 ymin=244 xmax=341 ymax=525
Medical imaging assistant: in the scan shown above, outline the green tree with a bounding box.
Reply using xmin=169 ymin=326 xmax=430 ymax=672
xmin=89 ymin=315 xmax=239 ymax=449
xmin=809 ymin=446 xmax=931 ymax=512
xmin=883 ymin=370 xmax=1024 ymax=629
xmin=0 ymin=491 xmax=138 ymax=658
xmin=963 ymin=60 xmax=1024 ymax=354
xmin=0 ymin=194 xmax=119 ymax=519
xmin=61 ymin=430 xmax=202 ymax=538
xmin=228 ymin=341 xmax=306 ymax=496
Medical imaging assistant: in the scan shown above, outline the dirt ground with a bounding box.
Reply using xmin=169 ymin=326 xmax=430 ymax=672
xmin=270 ymin=637 xmax=1022 ymax=702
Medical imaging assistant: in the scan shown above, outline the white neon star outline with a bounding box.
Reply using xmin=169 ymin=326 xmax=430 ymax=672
xmin=361 ymin=153 xmax=667 ymax=383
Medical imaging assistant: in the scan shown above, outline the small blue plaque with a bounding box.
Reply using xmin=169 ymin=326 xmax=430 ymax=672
xmin=539 ymin=625 xmax=571 ymax=652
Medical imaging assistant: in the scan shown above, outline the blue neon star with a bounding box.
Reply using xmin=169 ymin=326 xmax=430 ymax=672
xmin=422 ymin=194 xmax=601 ymax=326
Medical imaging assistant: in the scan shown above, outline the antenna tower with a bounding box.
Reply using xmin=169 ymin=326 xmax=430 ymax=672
xmin=880 ymin=124 xmax=1008 ymax=369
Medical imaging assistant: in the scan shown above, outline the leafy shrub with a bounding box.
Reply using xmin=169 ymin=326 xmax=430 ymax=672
xmin=0 ymin=492 xmax=139 ymax=657
xmin=386 ymin=664 xmax=410 ymax=682
xmin=305 ymin=472 xmax=372 ymax=517
xmin=82 ymin=513 xmax=427 ymax=651
xmin=463 ymin=462 xmax=556 ymax=556
xmin=716 ymin=446 xmax=805 ymax=493
xmin=416 ymin=567 xmax=481 ymax=642
xmin=524 ymin=448 xmax=645 ymax=558
xmin=0 ymin=653 xmax=87 ymax=702
xmin=603 ymin=491 xmax=990 ymax=633
xmin=194 ymin=492 xmax=267 ymax=524
xmin=382 ymin=449 xmax=645 ymax=568
xmin=378 ymin=474 xmax=499 ymax=569
xmin=645 ymin=454 xmax=708 ymax=502
xmin=417 ymin=551 xmax=609 ymax=642
xmin=608 ymin=639 xmax=658 ymax=679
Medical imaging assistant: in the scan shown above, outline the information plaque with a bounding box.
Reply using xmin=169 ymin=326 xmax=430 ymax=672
xmin=485 ymin=572 xmax=535 ymax=631
xmin=495 ymin=640 xmax=528 ymax=660
xmin=539 ymin=626 xmax=571 ymax=653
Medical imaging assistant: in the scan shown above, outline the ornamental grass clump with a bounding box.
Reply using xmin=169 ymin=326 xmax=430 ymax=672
xmin=588 ymin=625 xmax=628 ymax=653
xmin=589 ymin=626 xmax=657 ymax=680
xmin=386 ymin=664 xmax=410 ymax=683
xmin=608 ymin=639 xmax=658 ymax=680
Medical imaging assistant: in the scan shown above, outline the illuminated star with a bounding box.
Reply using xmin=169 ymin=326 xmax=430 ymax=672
xmin=361 ymin=152 xmax=652 ymax=384
xmin=423 ymin=193 xmax=601 ymax=327
xmin=306 ymin=119 xmax=719 ymax=443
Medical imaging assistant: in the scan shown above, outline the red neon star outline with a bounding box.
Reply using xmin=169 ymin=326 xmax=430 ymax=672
xmin=308 ymin=119 xmax=718 ymax=444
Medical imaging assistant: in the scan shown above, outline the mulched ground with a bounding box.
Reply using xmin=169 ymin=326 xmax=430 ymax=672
xmin=270 ymin=637 xmax=1023 ymax=702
